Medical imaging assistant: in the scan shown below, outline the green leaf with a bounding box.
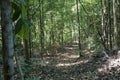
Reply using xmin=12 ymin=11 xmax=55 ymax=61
xmin=17 ymin=23 xmax=29 ymax=39
xmin=16 ymin=18 xmax=30 ymax=39
xmin=15 ymin=18 xmax=23 ymax=34
xmin=12 ymin=2 xmax=21 ymax=22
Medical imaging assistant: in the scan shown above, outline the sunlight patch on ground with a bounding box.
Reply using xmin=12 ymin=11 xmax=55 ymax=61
xmin=72 ymin=45 xmax=78 ymax=47
xmin=45 ymin=61 xmax=49 ymax=64
xmin=97 ymin=68 xmax=104 ymax=72
xmin=98 ymin=57 xmax=120 ymax=73
xmin=64 ymin=47 xmax=77 ymax=50
xmin=56 ymin=59 xmax=89 ymax=67
xmin=108 ymin=58 xmax=120 ymax=69
xmin=97 ymin=64 xmax=107 ymax=73
xmin=61 ymin=53 xmax=79 ymax=59
xmin=83 ymin=50 xmax=95 ymax=55
xmin=64 ymin=47 xmax=74 ymax=50
xmin=73 ymin=41 xmax=78 ymax=43
xmin=67 ymin=55 xmax=79 ymax=59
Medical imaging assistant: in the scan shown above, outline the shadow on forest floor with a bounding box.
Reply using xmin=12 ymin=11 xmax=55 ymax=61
xmin=17 ymin=42 xmax=120 ymax=80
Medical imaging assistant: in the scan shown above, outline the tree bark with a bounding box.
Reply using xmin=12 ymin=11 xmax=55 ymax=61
xmin=24 ymin=39 xmax=29 ymax=60
xmin=108 ymin=0 xmax=112 ymax=50
xmin=113 ymin=0 xmax=117 ymax=49
xmin=76 ymin=0 xmax=82 ymax=57
xmin=1 ymin=0 xmax=14 ymax=80
xmin=39 ymin=0 xmax=44 ymax=57
xmin=101 ymin=0 xmax=106 ymax=47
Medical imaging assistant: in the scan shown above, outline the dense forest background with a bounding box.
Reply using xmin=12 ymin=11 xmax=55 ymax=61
xmin=0 ymin=0 xmax=120 ymax=80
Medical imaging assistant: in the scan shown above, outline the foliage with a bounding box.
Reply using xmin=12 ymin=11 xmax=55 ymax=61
xmin=1 ymin=0 xmax=120 ymax=79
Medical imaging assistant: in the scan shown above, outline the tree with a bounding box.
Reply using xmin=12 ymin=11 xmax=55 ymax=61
xmin=39 ymin=0 xmax=44 ymax=57
xmin=1 ymin=0 xmax=14 ymax=80
xmin=108 ymin=0 xmax=112 ymax=50
xmin=113 ymin=0 xmax=117 ymax=49
xmin=101 ymin=0 xmax=107 ymax=50
xmin=76 ymin=0 xmax=82 ymax=57
xmin=115 ymin=0 xmax=120 ymax=48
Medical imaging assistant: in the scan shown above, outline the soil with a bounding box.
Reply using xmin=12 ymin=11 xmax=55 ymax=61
xmin=25 ymin=42 xmax=120 ymax=80
xmin=14 ymin=42 xmax=120 ymax=80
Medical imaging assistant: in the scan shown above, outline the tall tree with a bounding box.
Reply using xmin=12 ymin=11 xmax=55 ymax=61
xmin=76 ymin=0 xmax=82 ymax=57
xmin=27 ymin=1 xmax=32 ymax=57
xmin=101 ymin=0 xmax=107 ymax=49
xmin=23 ymin=2 xmax=30 ymax=62
xmin=113 ymin=0 xmax=117 ymax=49
xmin=1 ymin=0 xmax=14 ymax=80
xmin=108 ymin=0 xmax=112 ymax=50
xmin=39 ymin=0 xmax=44 ymax=57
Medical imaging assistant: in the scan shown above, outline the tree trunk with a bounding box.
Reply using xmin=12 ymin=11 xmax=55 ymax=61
xmin=24 ymin=2 xmax=30 ymax=61
xmin=113 ymin=0 xmax=117 ymax=49
xmin=27 ymin=2 xmax=32 ymax=57
xmin=1 ymin=0 xmax=14 ymax=80
xmin=108 ymin=0 xmax=112 ymax=50
xmin=101 ymin=0 xmax=107 ymax=48
xmin=24 ymin=39 xmax=29 ymax=60
xmin=76 ymin=0 xmax=82 ymax=57
xmin=39 ymin=0 xmax=44 ymax=57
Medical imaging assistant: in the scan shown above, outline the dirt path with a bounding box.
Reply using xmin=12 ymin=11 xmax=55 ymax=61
xmin=42 ymin=43 xmax=81 ymax=80
xmin=38 ymin=43 xmax=120 ymax=80
xmin=40 ymin=43 xmax=98 ymax=80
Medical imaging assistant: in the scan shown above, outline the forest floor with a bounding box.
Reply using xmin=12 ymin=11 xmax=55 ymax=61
xmin=17 ymin=42 xmax=120 ymax=80
xmin=28 ymin=42 xmax=120 ymax=80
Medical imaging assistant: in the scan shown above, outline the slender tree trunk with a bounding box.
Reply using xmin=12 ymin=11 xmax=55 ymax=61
xmin=61 ymin=14 xmax=64 ymax=47
xmin=102 ymin=0 xmax=106 ymax=46
xmin=24 ymin=2 xmax=30 ymax=62
xmin=116 ymin=0 xmax=120 ymax=47
xmin=49 ymin=0 xmax=54 ymax=46
xmin=39 ymin=0 xmax=44 ymax=57
xmin=61 ymin=1 xmax=65 ymax=47
xmin=24 ymin=39 xmax=29 ymax=60
xmin=1 ymin=0 xmax=14 ymax=80
xmin=103 ymin=1 xmax=109 ymax=50
xmin=28 ymin=26 xmax=31 ymax=57
xmin=71 ymin=20 xmax=74 ymax=42
xmin=27 ymin=7 xmax=32 ymax=57
xmin=76 ymin=0 xmax=82 ymax=57
xmin=40 ymin=0 xmax=44 ymax=53
xmin=108 ymin=0 xmax=112 ymax=50
xmin=113 ymin=0 xmax=117 ymax=49
xmin=117 ymin=0 xmax=120 ymax=47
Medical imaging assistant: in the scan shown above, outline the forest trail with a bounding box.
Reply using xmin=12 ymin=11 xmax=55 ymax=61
xmin=40 ymin=42 xmax=85 ymax=80
xmin=42 ymin=42 xmax=82 ymax=80
xmin=33 ymin=42 xmax=120 ymax=80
